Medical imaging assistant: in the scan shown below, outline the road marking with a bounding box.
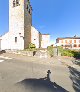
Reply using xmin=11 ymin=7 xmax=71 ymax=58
xmin=0 ymin=60 xmax=4 ymax=62
xmin=0 ymin=56 xmax=12 ymax=59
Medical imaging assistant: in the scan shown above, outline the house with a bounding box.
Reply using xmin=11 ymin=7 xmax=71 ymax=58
xmin=56 ymin=36 xmax=80 ymax=49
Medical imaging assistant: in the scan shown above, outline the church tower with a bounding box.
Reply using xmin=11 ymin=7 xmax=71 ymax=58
xmin=9 ymin=0 xmax=32 ymax=49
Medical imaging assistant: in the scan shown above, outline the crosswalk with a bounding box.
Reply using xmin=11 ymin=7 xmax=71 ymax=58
xmin=0 ymin=56 xmax=12 ymax=62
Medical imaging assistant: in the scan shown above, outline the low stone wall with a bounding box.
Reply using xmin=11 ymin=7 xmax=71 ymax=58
xmin=6 ymin=50 xmax=34 ymax=56
xmin=6 ymin=50 xmax=48 ymax=58
xmin=34 ymin=50 xmax=48 ymax=58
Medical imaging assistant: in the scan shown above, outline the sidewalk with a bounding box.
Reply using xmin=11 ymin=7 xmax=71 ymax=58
xmin=0 ymin=52 xmax=57 ymax=65
xmin=0 ymin=52 xmax=80 ymax=69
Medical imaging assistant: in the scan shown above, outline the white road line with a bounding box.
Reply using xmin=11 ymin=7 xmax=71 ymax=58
xmin=0 ymin=60 xmax=4 ymax=62
xmin=0 ymin=56 xmax=12 ymax=59
xmin=3 ymin=57 xmax=12 ymax=59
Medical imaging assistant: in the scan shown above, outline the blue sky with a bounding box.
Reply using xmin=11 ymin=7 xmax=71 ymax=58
xmin=0 ymin=0 xmax=80 ymax=44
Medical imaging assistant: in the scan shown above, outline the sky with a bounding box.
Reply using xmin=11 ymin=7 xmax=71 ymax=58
xmin=0 ymin=0 xmax=80 ymax=44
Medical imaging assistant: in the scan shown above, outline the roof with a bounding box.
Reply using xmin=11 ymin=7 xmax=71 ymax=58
xmin=42 ymin=34 xmax=50 ymax=35
xmin=57 ymin=37 xmax=80 ymax=40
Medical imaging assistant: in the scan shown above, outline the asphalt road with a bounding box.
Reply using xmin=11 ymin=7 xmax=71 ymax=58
xmin=0 ymin=55 xmax=77 ymax=92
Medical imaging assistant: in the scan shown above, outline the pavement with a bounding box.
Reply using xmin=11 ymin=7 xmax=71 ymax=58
xmin=1 ymin=52 xmax=80 ymax=69
xmin=0 ymin=52 xmax=80 ymax=92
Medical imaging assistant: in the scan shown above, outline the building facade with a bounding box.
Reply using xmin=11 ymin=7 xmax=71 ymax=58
xmin=0 ymin=0 xmax=50 ymax=50
xmin=56 ymin=36 xmax=80 ymax=49
xmin=41 ymin=34 xmax=50 ymax=48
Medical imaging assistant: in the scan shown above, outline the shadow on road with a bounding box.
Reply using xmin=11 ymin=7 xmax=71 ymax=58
xmin=17 ymin=70 xmax=68 ymax=92
xmin=68 ymin=66 xmax=80 ymax=92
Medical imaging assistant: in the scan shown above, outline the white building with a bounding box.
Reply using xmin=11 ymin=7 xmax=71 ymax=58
xmin=0 ymin=0 xmax=50 ymax=50
xmin=41 ymin=34 xmax=50 ymax=48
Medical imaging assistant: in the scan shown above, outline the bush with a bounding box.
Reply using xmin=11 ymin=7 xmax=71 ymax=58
xmin=61 ymin=50 xmax=74 ymax=57
xmin=57 ymin=46 xmax=80 ymax=58
xmin=72 ymin=51 xmax=80 ymax=59
xmin=58 ymin=46 xmax=74 ymax=57
xmin=47 ymin=46 xmax=54 ymax=57
xmin=27 ymin=43 xmax=36 ymax=51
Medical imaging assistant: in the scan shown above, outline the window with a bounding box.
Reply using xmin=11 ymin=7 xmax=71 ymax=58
xmin=79 ymin=44 xmax=80 ymax=47
xmin=74 ymin=40 xmax=76 ymax=43
xmin=13 ymin=0 xmax=16 ymax=7
xmin=29 ymin=9 xmax=30 ymax=14
xmin=61 ymin=40 xmax=63 ymax=43
xmin=16 ymin=0 xmax=19 ymax=6
xmin=27 ymin=5 xmax=28 ymax=9
xmin=65 ymin=40 xmax=67 ymax=43
xmin=70 ymin=40 xmax=72 ymax=43
xmin=74 ymin=44 xmax=77 ymax=47
xmin=13 ymin=0 xmax=20 ymax=7
xmin=15 ymin=37 xmax=17 ymax=43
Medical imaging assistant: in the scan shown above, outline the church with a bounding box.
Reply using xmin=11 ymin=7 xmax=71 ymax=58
xmin=0 ymin=0 xmax=50 ymax=50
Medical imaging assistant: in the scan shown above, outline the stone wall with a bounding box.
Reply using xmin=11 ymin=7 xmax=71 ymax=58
xmin=24 ymin=0 xmax=32 ymax=49
xmin=6 ymin=49 xmax=48 ymax=58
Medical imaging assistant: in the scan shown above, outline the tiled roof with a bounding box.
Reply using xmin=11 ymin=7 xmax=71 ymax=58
xmin=57 ymin=37 xmax=80 ymax=39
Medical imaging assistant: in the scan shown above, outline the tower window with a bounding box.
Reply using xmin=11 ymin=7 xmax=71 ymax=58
xmin=13 ymin=0 xmax=20 ymax=7
xmin=15 ymin=37 xmax=17 ymax=43
xmin=16 ymin=0 xmax=19 ymax=6
xmin=29 ymin=9 xmax=30 ymax=14
xmin=13 ymin=0 xmax=16 ymax=7
xmin=27 ymin=5 xmax=28 ymax=9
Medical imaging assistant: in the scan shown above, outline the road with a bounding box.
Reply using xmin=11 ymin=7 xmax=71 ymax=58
xmin=0 ymin=53 xmax=79 ymax=92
